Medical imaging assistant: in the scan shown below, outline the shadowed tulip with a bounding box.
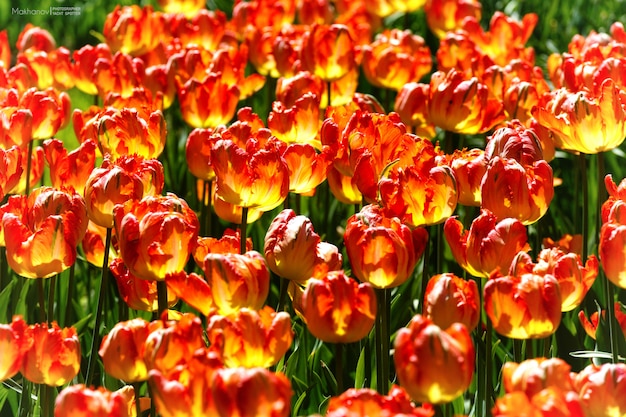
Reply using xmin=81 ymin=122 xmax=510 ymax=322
xmin=424 ymin=273 xmax=480 ymax=332
xmin=0 ymin=146 xmax=23 ymax=201
xmin=54 ymin=385 xmax=130 ymax=417
xmin=394 ymin=314 xmax=475 ymax=404
xmin=325 ymin=385 xmax=435 ymax=417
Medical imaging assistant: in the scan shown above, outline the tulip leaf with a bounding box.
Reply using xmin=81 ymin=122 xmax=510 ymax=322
xmin=354 ymin=346 xmax=366 ymax=389
xmin=0 ymin=279 xmax=16 ymax=323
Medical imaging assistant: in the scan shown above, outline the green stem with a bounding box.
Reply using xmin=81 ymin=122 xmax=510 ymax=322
xmin=157 ymin=281 xmax=168 ymax=318
xmin=375 ymin=288 xmax=390 ymax=395
xmin=200 ymin=180 xmax=213 ymax=237
xmin=133 ymin=382 xmax=143 ymax=417
xmin=419 ymin=229 xmax=432 ymax=314
xmin=0 ymin=247 xmax=7 ymax=291
xmin=64 ymin=264 xmax=76 ymax=327
xmin=37 ymin=279 xmax=47 ymax=323
xmin=47 ymin=275 xmax=56 ymax=325
xmin=85 ymin=227 xmax=112 ymax=386
xmin=327 ymin=81 xmax=332 ymax=109
xmin=579 ymin=153 xmax=589 ymax=262
xmin=604 ymin=273 xmax=619 ymax=363
xmin=25 ymin=139 xmax=34 ymax=196
xmin=277 ymin=278 xmax=288 ymax=312
xmin=485 ymin=318 xmax=493 ymax=414
xmin=18 ymin=380 xmax=32 ymax=417
xmin=240 ymin=206 xmax=249 ymax=255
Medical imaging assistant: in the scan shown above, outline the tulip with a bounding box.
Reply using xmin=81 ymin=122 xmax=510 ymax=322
xmin=0 ymin=316 xmax=27 ymax=382
xmin=599 ymin=220 xmax=626 ymax=289
xmin=325 ymin=385 xmax=435 ymax=417
xmin=84 ymin=155 xmax=164 ymax=229
xmin=492 ymin=388 xmax=584 ymax=417
xmin=43 ymin=139 xmax=97 ymax=196
xmin=81 ymin=222 xmax=118 ymax=268
xmin=148 ymin=348 xmax=223 ymax=417
xmin=573 ymin=363 xmax=626 ymax=417
xmin=103 ymin=5 xmax=166 ymax=56
xmin=91 ymin=52 xmax=144 ymax=99
xmin=0 ymin=30 xmax=11 ymax=68
xmin=300 ymin=270 xmax=377 ymax=344
xmin=280 ymin=143 xmax=331 ymax=196
xmin=165 ymin=265 xmax=213 ymax=315
xmin=2 ymin=187 xmax=88 ymax=279
xmin=344 ymin=204 xmax=428 ymax=289
xmin=203 ymin=251 xmax=270 ymax=316
xmin=211 ymin=138 xmax=289 ymax=212
xmin=19 ymin=87 xmax=71 ymax=140
xmin=185 ymin=128 xmax=216 ymax=181
xmin=170 ymin=9 xmax=228 ymax=49
xmin=502 ymin=358 xmax=575 ymax=397
xmin=143 ymin=313 xmax=206 ymax=375
xmin=361 ymin=29 xmax=432 ymax=91
xmin=8 ymin=145 xmax=45 ymax=196
xmin=484 ymin=121 xmax=546 ymax=167
xmin=54 ymin=385 xmax=130 ymax=417
xmin=99 ymin=318 xmax=161 ymax=382
xmin=264 ymin=209 xmax=342 ymax=283
xmin=532 ymin=79 xmax=626 ymax=154
xmin=394 ymin=82 xmax=436 ymax=138
xmin=97 ymin=107 xmax=167 ymax=160
xmin=578 ymin=302 xmax=626 ymax=340
xmin=326 ymin=165 xmax=362 ymax=205
xmin=157 ymin=0 xmax=205 ymax=17
xmin=300 ymin=24 xmax=356 ymax=83
xmin=424 ymin=273 xmax=480 ymax=332
xmin=176 ymin=73 xmax=240 ymax=129
xmin=231 ymin=0 xmax=296 ymax=35
xmin=511 ymin=247 xmax=598 ymax=312
xmin=275 ymin=71 xmax=326 ymax=109
xmin=445 ymin=148 xmax=487 ymax=206
xmin=0 ymin=104 xmax=33 ymax=149
xmin=21 ymin=322 xmax=81 ymax=386
xmin=72 ymin=43 xmax=113 ymax=95
xmin=484 ymin=273 xmax=562 ymax=339
xmin=424 ymin=0 xmax=482 ymax=39
xmin=0 ymin=146 xmax=23 ymax=201
xmin=212 ymin=367 xmax=293 ymax=417
xmin=206 ymin=306 xmax=293 ymax=368
xmin=114 ymin=194 xmax=199 ymax=282
xmin=193 ymin=228 xmax=252 ymax=267
xmin=394 ymin=314 xmax=475 ymax=404
xmin=268 ymin=93 xmax=321 ymax=148
xmin=427 ymin=69 xmax=505 ymax=135
xmin=444 ymin=209 xmax=530 ymax=278
xmin=18 ymin=45 xmax=74 ymax=91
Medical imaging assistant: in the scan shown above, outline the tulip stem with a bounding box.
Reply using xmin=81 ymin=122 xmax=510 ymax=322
xmin=86 ymin=227 xmax=112 ymax=387
xmin=604 ymin=273 xmax=619 ymax=363
xmin=240 ymin=206 xmax=248 ymax=255
xmin=579 ymin=153 xmax=589 ymax=261
xmin=485 ymin=318 xmax=493 ymax=414
xmin=200 ymin=180 xmax=213 ymax=237
xmin=375 ymin=288 xmax=390 ymax=395
xmin=0 ymin=247 xmax=7 ymax=291
xmin=157 ymin=281 xmax=168 ymax=318
xmin=327 ymin=82 xmax=332 ymax=109
xmin=133 ymin=382 xmax=142 ymax=417
xmin=37 ymin=278 xmax=47 ymax=323
xmin=64 ymin=264 xmax=76 ymax=327
xmin=25 ymin=139 xmax=34 ymax=196
xmin=47 ymin=275 xmax=57 ymax=325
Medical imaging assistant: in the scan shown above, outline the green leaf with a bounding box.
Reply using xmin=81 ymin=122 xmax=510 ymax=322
xmin=0 ymin=280 xmax=16 ymax=323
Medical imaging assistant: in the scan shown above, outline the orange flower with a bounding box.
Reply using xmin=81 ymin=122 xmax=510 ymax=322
xmin=344 ymin=204 xmax=428 ymax=289
xmin=9 ymin=145 xmax=45 ymax=196
xmin=492 ymin=388 xmax=584 ymax=417
xmin=485 ymin=121 xmax=546 ymax=166
xmin=361 ymin=29 xmax=432 ymax=90
xmin=114 ymin=194 xmax=199 ymax=282
xmin=0 ymin=102 xmax=33 ymax=149
xmin=43 ymin=139 xmax=97 ymax=195
xmin=148 ymin=348 xmax=222 ymax=417
xmin=84 ymin=155 xmax=164 ymax=228
xmin=110 ymin=258 xmax=178 ymax=312
xmin=54 ymin=385 xmax=131 ymax=417
xmin=280 ymin=142 xmax=331 ymax=196
xmin=21 ymin=322 xmax=81 ymax=386
xmin=91 ymin=52 xmax=144 ymax=99
xmin=185 ymin=128 xmax=216 ymax=181
xmin=511 ymin=246 xmax=598 ymax=312
xmin=0 ymin=146 xmax=23 ymax=201
xmin=0 ymin=30 xmax=10 ymax=69
xmin=599 ymin=220 xmax=626 ymax=289
xmin=165 ymin=271 xmax=213 ymax=316
xmin=578 ymin=302 xmax=626 ymax=340
xmin=103 ymin=5 xmax=167 ymax=56
xmin=481 ymin=156 xmax=554 ymax=225
xmin=231 ymin=0 xmax=296 ymax=35
xmin=532 ymin=79 xmax=626 ymax=154
xmin=427 ymin=69 xmax=505 ymax=135
xmin=424 ymin=273 xmax=480 ymax=332
xmin=211 ymin=138 xmax=289 ymax=212
xmin=176 ymin=73 xmax=240 ymax=129
xmin=193 ymin=228 xmax=252 ymax=267
xmin=99 ymin=318 xmax=161 ymax=382
xmin=97 ymin=107 xmax=167 ymax=159
xmin=82 ymin=221 xmax=119 ymax=268
xmin=275 ymin=71 xmax=325 ymax=109
xmin=0 ymin=316 xmax=27 ymax=383
xmin=16 ymin=24 xmax=55 ymax=53
xmin=212 ymin=367 xmax=293 ymax=417
xmin=484 ymin=273 xmax=562 ymax=339
xmin=424 ymin=0 xmax=482 ymax=39
xmin=203 ymin=251 xmax=270 ymax=316
xmin=300 ymin=270 xmax=377 ymax=344
xmin=326 ymin=385 xmax=435 ymax=417
xmin=157 ymin=0 xmax=206 ymax=17
xmin=2 ymin=187 xmax=88 ymax=279
xmin=444 ymin=209 xmax=530 ymax=278
xmin=143 ymin=313 xmax=207 ymax=374
xmin=394 ymin=314 xmax=475 ymax=404
xmin=264 ymin=209 xmax=342 ymax=283
xmin=445 ymin=148 xmax=487 ymax=206
xmin=326 ymin=165 xmax=362 ymax=205
xmin=300 ymin=24 xmax=357 ymax=83
xmin=394 ymin=82 xmax=436 ymax=138
xmin=72 ymin=43 xmax=113 ymax=95
xmin=573 ymin=363 xmax=626 ymax=417
xmin=268 ymin=93 xmax=321 ymax=148
xmin=19 ymin=87 xmax=70 ymax=139
xmin=502 ymin=358 xmax=575 ymax=397
xmin=170 ymin=10 xmax=229 ymax=50
xmin=206 ymin=306 xmax=293 ymax=368
xmin=17 ymin=46 xmax=74 ymax=91
xmin=211 ymin=189 xmax=264 ymax=225
xmin=379 ymin=161 xmax=458 ymax=228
